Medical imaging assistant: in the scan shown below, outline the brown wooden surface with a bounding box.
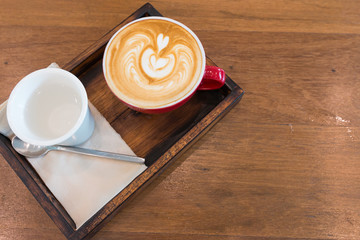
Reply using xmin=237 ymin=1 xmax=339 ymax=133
xmin=1 ymin=1 xmax=360 ymax=240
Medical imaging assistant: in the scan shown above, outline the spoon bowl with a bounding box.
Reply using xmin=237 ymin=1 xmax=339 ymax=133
xmin=12 ymin=136 xmax=50 ymax=158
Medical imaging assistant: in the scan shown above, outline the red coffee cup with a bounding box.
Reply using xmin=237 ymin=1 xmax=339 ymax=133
xmin=103 ymin=17 xmax=225 ymax=114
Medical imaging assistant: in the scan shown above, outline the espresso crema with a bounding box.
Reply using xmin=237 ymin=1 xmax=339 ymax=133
xmin=104 ymin=18 xmax=204 ymax=109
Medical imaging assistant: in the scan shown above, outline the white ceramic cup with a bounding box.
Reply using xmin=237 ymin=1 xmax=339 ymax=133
xmin=7 ymin=68 xmax=95 ymax=146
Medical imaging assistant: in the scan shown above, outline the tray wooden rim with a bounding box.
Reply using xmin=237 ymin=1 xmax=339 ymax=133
xmin=0 ymin=3 xmax=244 ymax=240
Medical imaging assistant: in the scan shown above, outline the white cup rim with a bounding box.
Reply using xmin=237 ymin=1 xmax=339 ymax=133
xmin=103 ymin=16 xmax=206 ymax=110
xmin=7 ymin=68 xmax=89 ymax=146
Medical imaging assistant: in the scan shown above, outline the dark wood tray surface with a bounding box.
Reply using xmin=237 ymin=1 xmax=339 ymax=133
xmin=0 ymin=3 xmax=244 ymax=240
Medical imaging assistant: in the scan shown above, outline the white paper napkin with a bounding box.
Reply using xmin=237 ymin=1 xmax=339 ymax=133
xmin=0 ymin=64 xmax=147 ymax=228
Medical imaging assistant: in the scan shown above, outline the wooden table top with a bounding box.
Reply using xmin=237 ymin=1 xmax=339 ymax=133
xmin=1 ymin=1 xmax=360 ymax=239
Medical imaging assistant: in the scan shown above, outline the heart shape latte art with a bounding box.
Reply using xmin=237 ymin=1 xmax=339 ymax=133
xmin=141 ymin=34 xmax=176 ymax=80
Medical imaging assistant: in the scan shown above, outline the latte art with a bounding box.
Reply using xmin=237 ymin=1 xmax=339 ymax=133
xmin=141 ymin=33 xmax=176 ymax=80
xmin=104 ymin=18 xmax=204 ymax=109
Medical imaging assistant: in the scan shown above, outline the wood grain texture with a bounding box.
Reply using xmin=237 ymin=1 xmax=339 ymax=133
xmin=1 ymin=0 xmax=360 ymax=240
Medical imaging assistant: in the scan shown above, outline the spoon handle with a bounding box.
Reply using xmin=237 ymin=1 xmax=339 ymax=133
xmin=55 ymin=146 xmax=145 ymax=164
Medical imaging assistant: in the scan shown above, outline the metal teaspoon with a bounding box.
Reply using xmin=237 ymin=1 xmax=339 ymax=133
xmin=11 ymin=136 xmax=145 ymax=164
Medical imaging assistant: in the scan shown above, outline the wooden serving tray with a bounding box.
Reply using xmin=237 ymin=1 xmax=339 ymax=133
xmin=0 ymin=3 xmax=244 ymax=240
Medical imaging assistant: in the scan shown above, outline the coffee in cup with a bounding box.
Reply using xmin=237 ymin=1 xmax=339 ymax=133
xmin=103 ymin=17 xmax=225 ymax=114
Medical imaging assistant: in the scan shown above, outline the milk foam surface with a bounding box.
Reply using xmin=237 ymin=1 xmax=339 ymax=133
xmin=104 ymin=18 xmax=203 ymax=109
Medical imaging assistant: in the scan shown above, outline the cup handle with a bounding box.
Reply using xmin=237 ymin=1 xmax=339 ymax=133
xmin=198 ymin=66 xmax=226 ymax=90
